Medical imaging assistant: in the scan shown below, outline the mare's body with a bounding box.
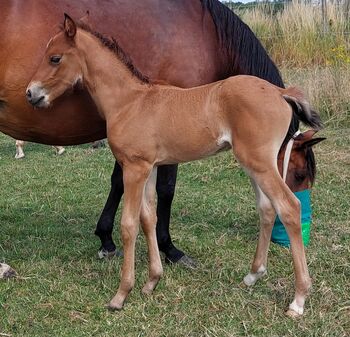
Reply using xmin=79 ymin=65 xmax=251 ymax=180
xmin=27 ymin=18 xmax=322 ymax=316
xmin=0 ymin=0 xmax=292 ymax=264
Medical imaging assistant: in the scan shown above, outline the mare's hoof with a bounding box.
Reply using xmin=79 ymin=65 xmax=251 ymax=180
xmin=0 ymin=263 xmax=17 ymax=279
xmin=91 ymin=140 xmax=106 ymax=149
xmin=57 ymin=147 xmax=65 ymax=155
xmin=15 ymin=153 xmax=25 ymax=159
xmin=97 ymin=248 xmax=123 ymax=260
xmin=97 ymin=247 xmax=123 ymax=260
xmin=166 ymin=255 xmax=198 ymax=270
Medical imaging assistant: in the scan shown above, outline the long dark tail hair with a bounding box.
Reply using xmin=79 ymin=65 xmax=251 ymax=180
xmin=282 ymin=87 xmax=323 ymax=131
xmin=201 ymin=0 xmax=301 ymax=144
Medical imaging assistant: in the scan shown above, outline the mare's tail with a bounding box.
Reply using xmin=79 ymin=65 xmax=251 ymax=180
xmin=282 ymin=87 xmax=323 ymax=130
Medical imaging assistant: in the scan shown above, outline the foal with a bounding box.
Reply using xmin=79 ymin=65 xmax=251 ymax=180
xmin=27 ymin=15 xmax=322 ymax=316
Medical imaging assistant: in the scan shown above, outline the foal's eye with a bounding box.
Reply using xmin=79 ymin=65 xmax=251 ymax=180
xmin=50 ymin=55 xmax=62 ymax=65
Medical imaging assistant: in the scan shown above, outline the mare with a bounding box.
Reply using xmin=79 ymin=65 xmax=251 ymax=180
xmin=14 ymin=140 xmax=65 ymax=159
xmin=0 ymin=0 xmax=322 ymax=272
xmin=0 ymin=0 xmax=288 ymax=262
xmin=27 ymin=15 xmax=322 ymax=316
xmin=0 ymin=0 xmax=317 ymax=268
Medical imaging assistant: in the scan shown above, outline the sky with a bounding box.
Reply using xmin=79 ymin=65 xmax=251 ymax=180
xmin=221 ymin=0 xmax=256 ymax=3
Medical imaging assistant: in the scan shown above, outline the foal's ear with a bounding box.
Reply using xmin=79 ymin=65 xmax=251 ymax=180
xmin=64 ymin=13 xmax=77 ymax=39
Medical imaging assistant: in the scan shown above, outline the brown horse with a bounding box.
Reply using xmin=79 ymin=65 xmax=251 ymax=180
xmin=14 ymin=140 xmax=65 ymax=159
xmin=27 ymin=15 xmax=322 ymax=316
xmin=1 ymin=0 xmax=291 ymax=266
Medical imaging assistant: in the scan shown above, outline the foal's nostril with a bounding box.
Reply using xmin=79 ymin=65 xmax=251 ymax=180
xmin=26 ymin=89 xmax=32 ymax=100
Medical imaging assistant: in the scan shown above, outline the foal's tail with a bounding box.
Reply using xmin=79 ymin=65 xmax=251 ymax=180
xmin=282 ymin=87 xmax=323 ymax=130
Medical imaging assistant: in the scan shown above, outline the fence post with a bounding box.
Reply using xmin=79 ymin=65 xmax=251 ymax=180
xmin=345 ymin=0 xmax=350 ymax=22
xmin=321 ymin=0 xmax=328 ymax=34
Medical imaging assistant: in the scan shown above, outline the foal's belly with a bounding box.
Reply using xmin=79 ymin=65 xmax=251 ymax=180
xmin=156 ymin=132 xmax=232 ymax=165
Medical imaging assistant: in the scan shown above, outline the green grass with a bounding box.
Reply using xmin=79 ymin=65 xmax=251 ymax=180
xmin=0 ymin=128 xmax=349 ymax=337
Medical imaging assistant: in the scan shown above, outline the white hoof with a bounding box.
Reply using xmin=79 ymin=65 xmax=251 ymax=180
xmin=286 ymin=299 xmax=304 ymax=317
xmin=243 ymin=265 xmax=267 ymax=286
xmin=15 ymin=152 xmax=25 ymax=159
xmin=0 ymin=263 xmax=17 ymax=279
xmin=56 ymin=147 xmax=65 ymax=155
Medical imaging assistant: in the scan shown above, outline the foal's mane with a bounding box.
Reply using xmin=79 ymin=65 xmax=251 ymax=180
xmin=74 ymin=22 xmax=150 ymax=84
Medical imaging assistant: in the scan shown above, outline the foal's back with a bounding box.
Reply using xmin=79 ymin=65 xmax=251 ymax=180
xmin=117 ymin=76 xmax=292 ymax=165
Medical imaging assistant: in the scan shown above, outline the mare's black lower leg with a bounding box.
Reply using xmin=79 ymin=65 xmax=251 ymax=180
xmin=95 ymin=161 xmax=124 ymax=257
xmin=156 ymin=165 xmax=183 ymax=262
xmin=95 ymin=162 xmax=196 ymax=267
xmin=156 ymin=165 xmax=196 ymax=268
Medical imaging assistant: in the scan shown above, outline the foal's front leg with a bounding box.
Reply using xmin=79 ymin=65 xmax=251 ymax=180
xmin=140 ymin=167 xmax=163 ymax=294
xmin=108 ymin=162 xmax=152 ymax=310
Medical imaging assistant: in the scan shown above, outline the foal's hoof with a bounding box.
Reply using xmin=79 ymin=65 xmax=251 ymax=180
xmin=166 ymin=255 xmax=198 ymax=270
xmin=142 ymin=284 xmax=154 ymax=295
xmin=0 ymin=263 xmax=17 ymax=279
xmin=106 ymin=302 xmax=123 ymax=311
xmin=107 ymin=295 xmax=125 ymax=311
xmin=285 ymin=300 xmax=304 ymax=318
xmin=97 ymin=247 xmax=122 ymax=259
xmin=285 ymin=308 xmax=303 ymax=318
xmin=243 ymin=266 xmax=267 ymax=287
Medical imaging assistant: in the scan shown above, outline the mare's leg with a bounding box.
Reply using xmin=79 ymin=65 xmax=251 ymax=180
xmin=108 ymin=162 xmax=152 ymax=310
xmin=243 ymin=180 xmax=275 ymax=286
xmin=140 ymin=168 xmax=163 ymax=294
xmin=156 ymin=165 xmax=196 ymax=268
xmin=15 ymin=140 xmax=25 ymax=159
xmin=95 ymin=161 xmax=124 ymax=258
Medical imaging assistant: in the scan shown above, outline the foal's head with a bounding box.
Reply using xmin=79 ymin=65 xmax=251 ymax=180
xmin=279 ymin=130 xmax=325 ymax=192
xmin=26 ymin=14 xmax=83 ymax=108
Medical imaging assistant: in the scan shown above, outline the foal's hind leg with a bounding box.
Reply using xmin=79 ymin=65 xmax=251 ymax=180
xmin=243 ymin=180 xmax=275 ymax=286
xmin=140 ymin=167 xmax=163 ymax=294
xmin=248 ymin=170 xmax=311 ymax=316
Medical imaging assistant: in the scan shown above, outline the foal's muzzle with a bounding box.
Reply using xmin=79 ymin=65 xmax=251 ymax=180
xmin=26 ymin=83 xmax=49 ymax=108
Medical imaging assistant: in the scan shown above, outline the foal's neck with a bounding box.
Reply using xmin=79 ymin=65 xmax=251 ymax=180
xmin=77 ymin=30 xmax=147 ymax=119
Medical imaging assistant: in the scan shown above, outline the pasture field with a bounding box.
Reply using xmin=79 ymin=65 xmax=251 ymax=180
xmin=0 ymin=122 xmax=349 ymax=337
xmin=1 ymin=2 xmax=349 ymax=335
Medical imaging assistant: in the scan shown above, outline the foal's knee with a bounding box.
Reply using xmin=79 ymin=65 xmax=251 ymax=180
xmin=120 ymin=219 xmax=139 ymax=243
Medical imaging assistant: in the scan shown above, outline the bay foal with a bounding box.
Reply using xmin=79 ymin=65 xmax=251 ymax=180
xmin=27 ymin=15 xmax=322 ymax=316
